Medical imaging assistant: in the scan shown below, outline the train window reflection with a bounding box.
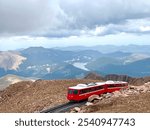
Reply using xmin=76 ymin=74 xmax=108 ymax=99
xmin=73 ymin=90 xmax=78 ymax=95
xmin=68 ymin=90 xmax=73 ymax=94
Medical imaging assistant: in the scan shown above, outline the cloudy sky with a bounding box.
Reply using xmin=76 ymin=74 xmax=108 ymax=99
xmin=0 ymin=0 xmax=150 ymax=50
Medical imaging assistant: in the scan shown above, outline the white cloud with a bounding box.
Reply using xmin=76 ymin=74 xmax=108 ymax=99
xmin=0 ymin=0 xmax=150 ymax=38
xmin=140 ymin=26 xmax=150 ymax=32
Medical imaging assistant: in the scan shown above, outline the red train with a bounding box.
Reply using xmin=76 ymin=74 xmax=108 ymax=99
xmin=67 ymin=81 xmax=128 ymax=101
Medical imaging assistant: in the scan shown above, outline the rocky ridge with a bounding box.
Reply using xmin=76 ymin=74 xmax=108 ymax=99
xmin=70 ymin=82 xmax=150 ymax=113
xmin=84 ymin=73 xmax=150 ymax=86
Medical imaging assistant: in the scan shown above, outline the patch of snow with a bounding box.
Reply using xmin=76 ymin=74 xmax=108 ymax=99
xmin=83 ymin=56 xmax=92 ymax=60
xmin=64 ymin=60 xmax=70 ymax=63
xmin=64 ymin=58 xmax=81 ymax=63
xmin=64 ymin=58 xmax=77 ymax=63
xmin=46 ymin=67 xmax=51 ymax=73
xmin=43 ymin=64 xmax=50 ymax=67
xmin=124 ymin=53 xmax=150 ymax=64
xmin=27 ymin=66 xmax=36 ymax=69
xmin=73 ymin=62 xmax=89 ymax=71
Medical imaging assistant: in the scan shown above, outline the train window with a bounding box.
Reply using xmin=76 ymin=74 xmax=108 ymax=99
xmin=80 ymin=90 xmax=85 ymax=94
xmin=95 ymin=87 xmax=99 ymax=90
xmin=98 ymin=86 xmax=103 ymax=89
xmin=79 ymin=88 xmax=90 ymax=94
xmin=80 ymin=89 xmax=84 ymax=94
xmin=123 ymin=84 xmax=126 ymax=87
xmin=73 ymin=90 xmax=78 ymax=95
xmin=68 ymin=90 xmax=73 ymax=94
xmin=88 ymin=88 xmax=91 ymax=92
xmin=91 ymin=87 xmax=95 ymax=91
xmin=79 ymin=90 xmax=82 ymax=94
xmin=119 ymin=84 xmax=124 ymax=87
xmin=84 ymin=89 xmax=88 ymax=93
xmin=109 ymin=85 xmax=115 ymax=88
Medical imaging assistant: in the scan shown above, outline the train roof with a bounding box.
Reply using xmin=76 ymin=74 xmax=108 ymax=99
xmin=69 ymin=80 xmax=128 ymax=90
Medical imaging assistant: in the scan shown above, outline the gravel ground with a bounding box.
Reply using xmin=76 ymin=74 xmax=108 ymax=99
xmin=0 ymin=79 xmax=150 ymax=113
xmin=0 ymin=79 xmax=99 ymax=112
xmin=81 ymin=92 xmax=150 ymax=113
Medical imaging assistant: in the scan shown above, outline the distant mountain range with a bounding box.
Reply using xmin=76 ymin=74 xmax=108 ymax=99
xmin=55 ymin=44 xmax=150 ymax=54
xmin=0 ymin=45 xmax=150 ymax=79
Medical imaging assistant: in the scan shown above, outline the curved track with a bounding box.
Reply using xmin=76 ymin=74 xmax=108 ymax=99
xmin=40 ymin=101 xmax=86 ymax=113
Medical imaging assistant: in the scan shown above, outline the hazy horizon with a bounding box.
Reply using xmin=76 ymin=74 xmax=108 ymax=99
xmin=1 ymin=44 xmax=150 ymax=52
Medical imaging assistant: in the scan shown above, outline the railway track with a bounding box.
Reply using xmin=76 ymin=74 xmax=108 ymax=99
xmin=40 ymin=101 xmax=86 ymax=113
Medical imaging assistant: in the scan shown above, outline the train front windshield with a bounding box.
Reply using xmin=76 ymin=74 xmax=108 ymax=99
xmin=68 ymin=89 xmax=78 ymax=95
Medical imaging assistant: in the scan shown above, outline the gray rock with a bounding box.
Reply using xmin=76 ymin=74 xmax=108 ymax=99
xmin=104 ymin=93 xmax=113 ymax=98
xmin=88 ymin=95 xmax=101 ymax=102
xmin=73 ymin=107 xmax=81 ymax=112
xmin=85 ymin=102 xmax=93 ymax=106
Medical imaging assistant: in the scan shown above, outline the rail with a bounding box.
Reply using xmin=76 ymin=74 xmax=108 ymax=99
xmin=40 ymin=101 xmax=86 ymax=113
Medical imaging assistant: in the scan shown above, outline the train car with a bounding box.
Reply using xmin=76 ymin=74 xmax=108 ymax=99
xmin=67 ymin=81 xmax=128 ymax=101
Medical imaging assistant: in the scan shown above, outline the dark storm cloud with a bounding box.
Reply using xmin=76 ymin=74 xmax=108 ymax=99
xmin=0 ymin=0 xmax=150 ymax=37
xmin=0 ymin=0 xmax=63 ymax=35
xmin=59 ymin=0 xmax=150 ymax=28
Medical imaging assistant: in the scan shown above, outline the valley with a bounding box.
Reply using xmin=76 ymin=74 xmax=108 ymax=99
xmin=1 ymin=45 xmax=150 ymax=80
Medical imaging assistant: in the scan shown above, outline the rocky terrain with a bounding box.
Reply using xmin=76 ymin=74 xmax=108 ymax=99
xmin=85 ymin=73 xmax=150 ymax=86
xmin=0 ymin=75 xmax=150 ymax=113
xmin=71 ymin=83 xmax=150 ymax=113
xmin=0 ymin=74 xmax=35 ymax=90
xmin=0 ymin=79 xmax=100 ymax=112
xmin=0 ymin=51 xmax=26 ymax=71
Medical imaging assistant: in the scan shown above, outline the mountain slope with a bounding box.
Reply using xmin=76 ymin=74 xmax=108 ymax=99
xmin=55 ymin=45 xmax=150 ymax=54
xmin=43 ymin=64 xmax=88 ymax=79
xmin=0 ymin=74 xmax=34 ymax=90
xmin=86 ymin=57 xmax=122 ymax=71
xmin=0 ymin=51 xmax=26 ymax=71
xmin=123 ymin=53 xmax=150 ymax=64
xmin=98 ymin=58 xmax=150 ymax=77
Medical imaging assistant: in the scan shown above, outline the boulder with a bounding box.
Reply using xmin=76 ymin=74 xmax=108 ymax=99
xmin=121 ymin=93 xmax=129 ymax=97
xmin=103 ymin=93 xmax=113 ymax=98
xmin=88 ymin=95 xmax=101 ymax=102
xmin=125 ymin=90 xmax=134 ymax=95
xmin=129 ymin=85 xmax=137 ymax=90
xmin=132 ymin=90 xmax=140 ymax=95
xmin=142 ymin=87 xmax=149 ymax=93
xmin=73 ymin=107 xmax=81 ymax=112
xmin=144 ymin=82 xmax=150 ymax=88
xmin=112 ymin=91 xmax=122 ymax=97
xmin=85 ymin=102 xmax=94 ymax=106
xmin=136 ymin=85 xmax=146 ymax=91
